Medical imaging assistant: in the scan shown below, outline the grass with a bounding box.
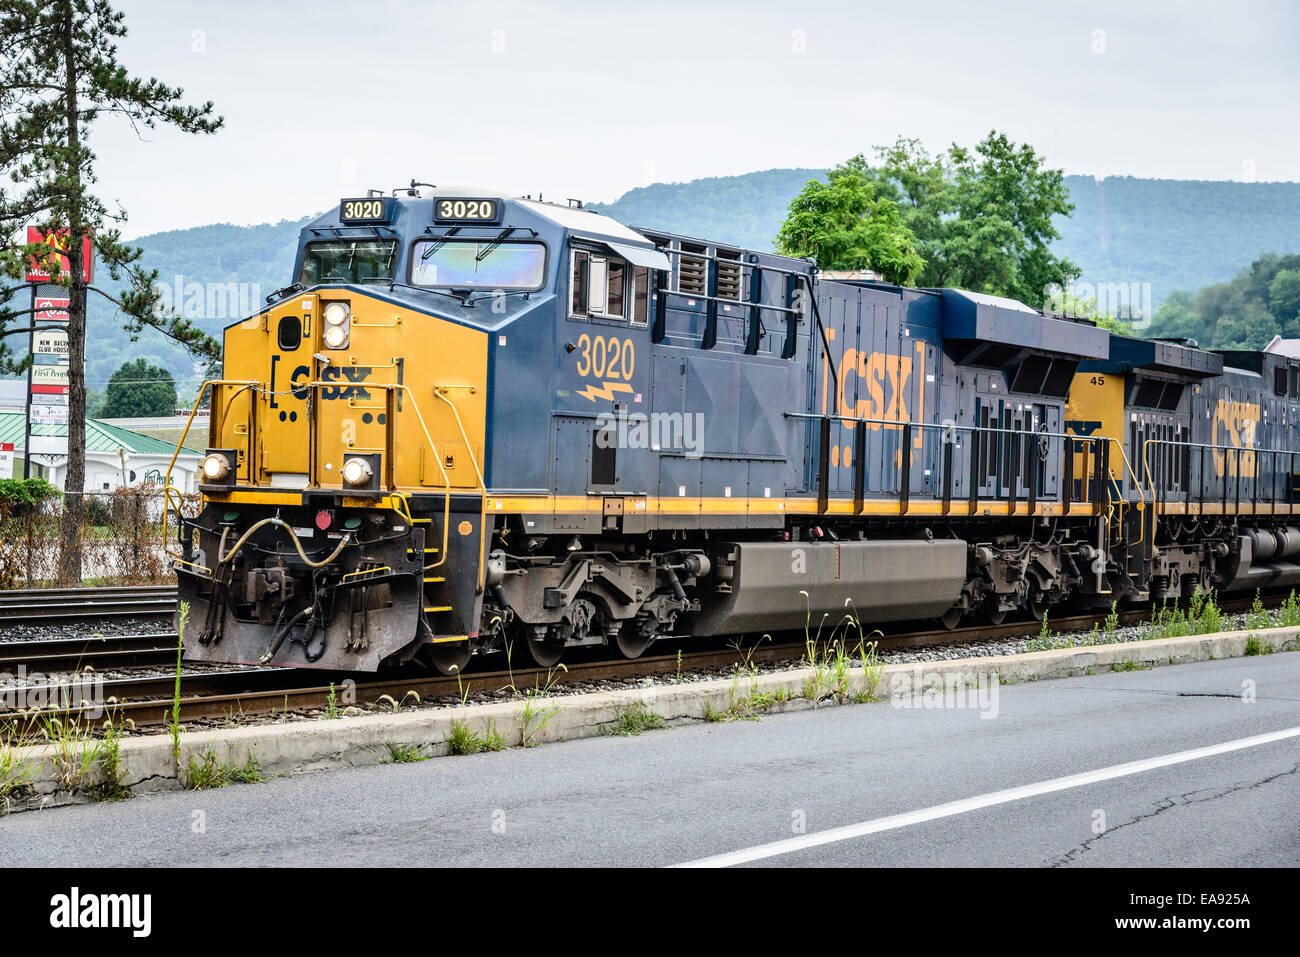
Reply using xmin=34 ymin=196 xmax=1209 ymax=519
xmin=1245 ymin=589 xmax=1271 ymax=631
xmin=0 ymin=726 xmax=38 ymax=812
xmin=39 ymin=708 xmax=106 ymax=793
xmin=1243 ymin=634 xmax=1275 ymax=656
xmin=383 ymin=742 xmax=428 ymax=763
xmin=170 ymin=602 xmax=189 ymax=775
xmin=374 ymin=691 xmax=421 ymax=713
xmin=516 ymin=665 xmax=567 ymax=747
xmin=1111 ymin=658 xmax=1149 ymax=672
xmin=444 ymin=719 xmax=506 ymax=755
xmin=1279 ymin=589 xmax=1300 ymax=628
xmin=90 ymin=717 xmax=132 ymax=802
xmin=601 ymin=700 xmax=666 ymax=736
xmin=184 ymin=748 xmax=265 ymax=789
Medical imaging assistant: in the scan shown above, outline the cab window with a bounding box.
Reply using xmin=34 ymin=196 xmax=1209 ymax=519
xmin=300 ymin=240 xmax=398 ymax=285
xmin=570 ymin=249 xmax=648 ymax=325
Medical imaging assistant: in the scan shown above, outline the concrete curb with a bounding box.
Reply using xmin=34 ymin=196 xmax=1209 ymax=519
xmin=6 ymin=625 xmax=1298 ymax=812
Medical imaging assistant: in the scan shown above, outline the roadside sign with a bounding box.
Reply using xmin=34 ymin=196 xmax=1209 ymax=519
xmin=33 ymin=329 xmax=68 ymax=355
xmin=25 ymin=228 xmax=93 ymax=283
xmin=34 ymin=297 xmax=70 ymax=323
xmin=31 ymin=365 xmax=69 ymax=386
xmin=30 ymin=405 xmax=69 ymax=425
xmin=0 ymin=442 xmax=13 ymax=479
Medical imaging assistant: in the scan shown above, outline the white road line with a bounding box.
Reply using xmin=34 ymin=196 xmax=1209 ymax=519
xmin=674 ymin=725 xmax=1300 ymax=868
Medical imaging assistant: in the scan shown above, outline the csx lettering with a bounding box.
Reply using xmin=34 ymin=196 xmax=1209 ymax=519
xmin=1211 ymin=399 xmax=1260 ymax=477
xmin=290 ymin=364 xmax=374 ymax=400
xmin=837 ymin=348 xmax=913 ymax=427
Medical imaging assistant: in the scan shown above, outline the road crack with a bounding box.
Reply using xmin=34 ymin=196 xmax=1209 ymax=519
xmin=1049 ymin=761 xmax=1300 ymax=867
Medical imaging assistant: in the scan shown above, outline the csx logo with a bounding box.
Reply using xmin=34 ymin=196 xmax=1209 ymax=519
xmin=1211 ymin=398 xmax=1260 ymax=477
xmin=834 ymin=347 xmax=920 ymax=427
xmin=290 ymin=364 xmax=374 ymax=400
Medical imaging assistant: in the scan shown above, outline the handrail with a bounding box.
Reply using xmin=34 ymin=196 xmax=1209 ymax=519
xmin=162 ymin=379 xmax=259 ymax=560
xmin=1140 ymin=436 xmax=1296 ymax=514
xmin=433 ymin=385 xmax=489 ymax=590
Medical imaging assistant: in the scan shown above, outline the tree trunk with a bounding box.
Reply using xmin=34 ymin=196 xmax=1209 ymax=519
xmin=56 ymin=2 xmax=84 ymax=586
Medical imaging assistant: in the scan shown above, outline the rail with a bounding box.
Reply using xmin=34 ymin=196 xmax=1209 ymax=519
xmin=1139 ymin=437 xmax=1300 ymax=546
xmin=784 ymin=412 xmax=1143 ymax=534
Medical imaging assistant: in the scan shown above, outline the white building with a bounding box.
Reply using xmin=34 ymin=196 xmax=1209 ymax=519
xmin=0 ymin=409 xmax=202 ymax=491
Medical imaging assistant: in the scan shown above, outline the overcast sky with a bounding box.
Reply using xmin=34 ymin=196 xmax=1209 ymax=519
xmin=94 ymin=0 xmax=1300 ymax=238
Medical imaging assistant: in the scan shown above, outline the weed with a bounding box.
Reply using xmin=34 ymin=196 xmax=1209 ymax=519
xmin=1246 ymin=589 xmax=1271 ymax=631
xmin=1198 ymin=588 xmax=1222 ymax=634
xmin=170 ymin=601 xmax=189 ymax=775
xmin=1111 ymin=658 xmax=1147 ymax=672
xmin=1279 ymin=590 xmax=1300 ymax=628
xmin=323 ymin=682 xmax=339 ymax=720
xmin=444 ymin=718 xmax=506 ymax=755
xmin=0 ymin=726 xmax=38 ymax=812
xmin=1103 ymin=601 xmax=1120 ymax=641
xmin=90 ymin=717 xmax=132 ymax=802
xmin=601 ymin=700 xmax=666 ymax=736
xmin=374 ymin=691 xmax=421 ymax=714
xmin=185 ymin=748 xmax=265 ymax=789
xmin=383 ymin=742 xmax=427 ymax=763
xmin=1243 ymin=634 xmax=1274 ymax=656
xmin=702 ymin=701 xmax=728 ymax=722
xmin=517 ymin=665 xmax=566 ymax=747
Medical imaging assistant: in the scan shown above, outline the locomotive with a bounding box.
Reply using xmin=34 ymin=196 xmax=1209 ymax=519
xmin=166 ymin=184 xmax=1300 ymax=674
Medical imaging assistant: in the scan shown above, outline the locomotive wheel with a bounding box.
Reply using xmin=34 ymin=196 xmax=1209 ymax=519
xmin=427 ymin=640 xmax=473 ymax=676
xmin=984 ymin=603 xmax=1008 ymax=626
xmin=939 ymin=606 xmax=964 ymax=631
xmin=613 ymin=624 xmax=656 ymax=659
xmin=1027 ymin=589 xmax=1049 ymax=622
xmin=520 ymin=633 xmax=565 ymax=669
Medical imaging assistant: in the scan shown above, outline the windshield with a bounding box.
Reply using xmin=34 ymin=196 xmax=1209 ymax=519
xmin=410 ymin=240 xmax=547 ymax=289
xmin=300 ymin=240 xmax=398 ymax=285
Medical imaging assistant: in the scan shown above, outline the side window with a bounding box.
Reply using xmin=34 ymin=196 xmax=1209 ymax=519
xmin=570 ymin=250 xmax=589 ymax=316
xmin=569 ymin=248 xmax=628 ymax=320
xmin=631 ymin=266 xmax=649 ymax=327
xmin=277 ymin=315 xmax=302 ymax=351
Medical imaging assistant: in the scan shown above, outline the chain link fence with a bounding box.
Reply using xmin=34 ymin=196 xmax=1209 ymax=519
xmin=0 ymin=485 xmax=202 ymax=588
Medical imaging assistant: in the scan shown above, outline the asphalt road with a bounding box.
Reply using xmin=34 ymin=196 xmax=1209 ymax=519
xmin=3 ymin=653 xmax=1298 ymax=867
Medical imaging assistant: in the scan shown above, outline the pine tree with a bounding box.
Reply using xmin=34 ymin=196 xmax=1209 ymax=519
xmin=0 ymin=0 xmax=222 ymax=581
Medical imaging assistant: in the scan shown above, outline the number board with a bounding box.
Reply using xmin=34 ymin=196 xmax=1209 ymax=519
xmin=434 ymin=197 xmax=501 ymax=224
xmin=339 ymin=197 xmax=392 ymax=223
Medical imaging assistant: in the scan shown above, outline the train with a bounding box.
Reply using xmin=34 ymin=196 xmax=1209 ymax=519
xmin=165 ymin=183 xmax=1300 ymax=675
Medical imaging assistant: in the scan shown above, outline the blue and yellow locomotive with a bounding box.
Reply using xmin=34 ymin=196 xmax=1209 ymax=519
xmin=167 ymin=185 xmax=1300 ymax=673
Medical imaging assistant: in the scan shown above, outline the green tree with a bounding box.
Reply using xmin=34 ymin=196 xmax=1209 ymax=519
xmin=774 ymin=164 xmax=924 ymax=284
xmin=0 ymin=0 xmax=221 ymax=581
xmin=1268 ymin=269 xmax=1300 ymax=332
xmin=862 ymin=132 xmax=1080 ymax=305
xmin=101 ymin=357 xmax=176 ymax=417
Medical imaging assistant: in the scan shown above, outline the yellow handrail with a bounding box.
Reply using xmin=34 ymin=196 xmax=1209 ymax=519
xmin=433 ymin=385 xmax=489 ymax=590
xmin=162 ymin=379 xmax=259 ymax=561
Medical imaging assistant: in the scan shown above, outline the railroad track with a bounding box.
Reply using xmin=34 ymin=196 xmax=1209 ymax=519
xmin=0 ymin=632 xmax=179 ymax=672
xmin=0 ymin=586 xmax=177 ymax=624
xmin=0 ymin=590 xmax=1278 ymax=729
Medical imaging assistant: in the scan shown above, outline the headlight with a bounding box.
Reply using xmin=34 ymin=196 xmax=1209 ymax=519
xmin=322 ymin=324 xmax=349 ymax=349
xmin=341 ymin=456 xmax=373 ymax=487
xmin=323 ymin=301 xmax=349 ymax=325
xmin=201 ymin=452 xmax=232 ymax=481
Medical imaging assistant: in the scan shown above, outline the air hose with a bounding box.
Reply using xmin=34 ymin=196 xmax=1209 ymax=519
xmin=218 ymin=517 xmax=353 ymax=568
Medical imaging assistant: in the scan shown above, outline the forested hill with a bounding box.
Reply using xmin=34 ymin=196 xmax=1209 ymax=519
xmin=592 ymin=172 xmax=1300 ymax=313
xmin=65 ymin=171 xmax=1300 ymax=397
